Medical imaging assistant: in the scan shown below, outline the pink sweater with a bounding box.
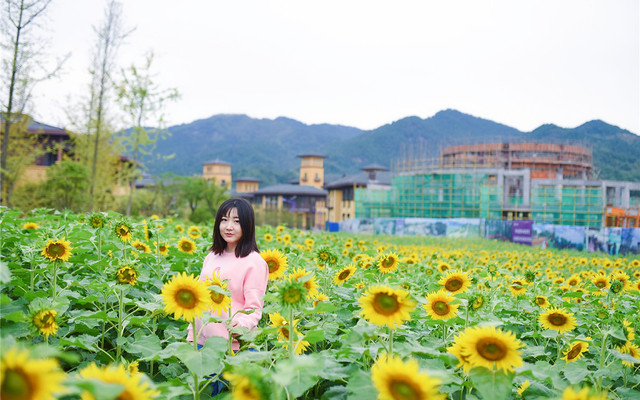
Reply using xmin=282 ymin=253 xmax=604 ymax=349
xmin=187 ymin=250 xmax=268 ymax=350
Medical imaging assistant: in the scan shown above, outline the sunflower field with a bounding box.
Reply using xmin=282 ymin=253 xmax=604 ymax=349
xmin=1 ymin=207 xmax=639 ymax=400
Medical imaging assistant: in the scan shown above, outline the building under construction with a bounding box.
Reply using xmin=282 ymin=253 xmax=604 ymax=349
xmin=355 ymin=142 xmax=640 ymax=228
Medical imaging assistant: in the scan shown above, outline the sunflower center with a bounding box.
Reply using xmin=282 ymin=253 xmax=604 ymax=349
xmin=210 ymin=290 xmax=226 ymax=304
xmin=548 ymin=313 xmax=567 ymax=326
xmin=595 ymin=281 xmax=606 ymax=288
xmin=319 ymin=252 xmax=329 ymax=261
xmin=372 ymin=293 xmax=399 ymax=315
xmin=118 ymin=227 xmax=128 ymax=236
xmin=48 ymin=243 xmax=65 ymax=257
xmin=445 ymin=278 xmax=462 ymax=291
xmin=569 ymin=280 xmax=578 ymax=286
xmin=176 ymin=289 xmax=197 ymax=309
xmin=36 ymin=312 xmax=55 ymax=328
xmin=476 ymin=338 xmax=507 ymax=361
xmin=338 ymin=270 xmax=351 ymax=280
xmin=473 ymin=297 xmax=484 ymax=309
xmin=118 ymin=268 xmax=136 ymax=284
xmin=1 ymin=369 xmax=32 ymax=400
xmin=381 ymin=257 xmax=395 ymax=268
xmin=267 ymin=260 xmax=279 ymax=273
xmin=389 ymin=379 xmax=419 ymax=400
xmin=281 ymin=325 xmax=290 ymax=339
xmin=535 ymin=297 xmax=545 ymax=305
xmin=566 ymin=344 xmax=583 ymax=360
xmin=91 ymin=218 xmax=102 ymax=227
xmin=432 ymin=301 xmax=450 ymax=316
xmin=181 ymin=242 xmax=192 ymax=251
xmin=284 ymin=288 xmax=302 ymax=304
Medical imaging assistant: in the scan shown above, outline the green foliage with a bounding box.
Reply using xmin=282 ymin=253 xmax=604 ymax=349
xmin=143 ymin=110 xmax=640 ymax=184
xmin=1 ymin=208 xmax=639 ymax=399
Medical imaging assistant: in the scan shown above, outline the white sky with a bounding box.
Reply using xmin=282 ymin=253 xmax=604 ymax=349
xmin=31 ymin=0 xmax=640 ymax=134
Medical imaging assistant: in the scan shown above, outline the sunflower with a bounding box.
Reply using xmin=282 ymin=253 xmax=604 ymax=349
xmin=41 ymin=238 xmax=72 ymax=262
xmin=333 ymin=264 xmax=356 ymax=285
xmin=562 ymin=341 xmax=589 ymax=363
xmin=263 ymin=233 xmax=273 ymax=242
xmin=142 ymin=221 xmax=153 ymax=241
xmin=260 ymin=248 xmax=288 ymax=281
xmin=371 ymin=354 xmax=444 ymax=400
xmin=177 ymin=237 xmax=197 ymax=255
xmin=439 ymin=271 xmax=471 ymax=294
xmin=312 ymin=293 xmax=330 ymax=307
xmin=205 ymin=271 xmax=231 ymax=314
xmin=0 ymin=347 xmax=65 ymax=400
xmin=424 ymin=290 xmax=459 ymax=320
xmin=224 ymin=371 xmax=263 ymax=400
xmin=117 ymin=265 xmax=138 ymax=285
xmin=22 ymin=222 xmax=39 ymax=230
xmin=276 ymin=280 xmax=308 ymax=311
xmin=268 ymin=312 xmax=310 ymax=354
xmin=561 ymin=386 xmax=607 ymax=400
xmin=539 ymin=307 xmax=577 ymax=334
xmin=533 ymin=295 xmax=550 ymax=308
xmin=508 ymin=279 xmax=527 ymax=296
xmin=131 ymin=239 xmax=152 ymax=253
xmin=30 ymin=308 xmax=59 ymax=338
xmin=517 ymin=380 xmax=530 ymax=396
xmin=114 ymin=221 xmax=133 ymax=242
xmin=358 ymin=285 xmax=416 ymax=329
xmin=154 ymin=242 xmax=169 ymax=256
xmin=470 ymin=293 xmax=486 ymax=311
xmin=161 ymin=272 xmax=211 ymax=321
xmin=175 ymin=224 xmax=184 ymax=234
xmin=78 ymin=363 xmax=158 ymax=400
xmin=617 ymin=342 xmax=640 ymax=367
xmin=437 ymin=261 xmax=451 ymax=273
xmin=288 ymin=268 xmax=319 ymax=299
xmin=88 ymin=213 xmax=106 ymax=229
xmin=447 ymin=330 xmax=474 ymax=372
xmin=456 ymin=325 xmax=524 ymax=373
xmin=187 ymin=225 xmax=201 ymax=239
xmin=377 ymin=252 xmax=400 ymax=274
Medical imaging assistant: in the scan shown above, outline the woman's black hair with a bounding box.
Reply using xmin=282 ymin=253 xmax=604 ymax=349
xmin=210 ymin=197 xmax=259 ymax=257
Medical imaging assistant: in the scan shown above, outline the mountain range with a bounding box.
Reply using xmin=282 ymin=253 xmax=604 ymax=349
xmin=142 ymin=109 xmax=640 ymax=185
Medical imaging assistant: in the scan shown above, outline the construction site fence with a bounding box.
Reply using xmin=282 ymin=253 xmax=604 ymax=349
xmin=337 ymin=218 xmax=640 ymax=255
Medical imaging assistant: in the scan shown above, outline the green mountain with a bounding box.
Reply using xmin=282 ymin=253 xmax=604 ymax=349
xmin=144 ymin=109 xmax=640 ymax=184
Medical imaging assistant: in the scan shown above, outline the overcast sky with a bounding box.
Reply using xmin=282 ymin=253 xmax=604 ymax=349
xmin=30 ymin=0 xmax=640 ymax=135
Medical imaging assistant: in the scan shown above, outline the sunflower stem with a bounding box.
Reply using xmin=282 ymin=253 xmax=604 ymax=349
xmin=193 ymin=321 xmax=198 ymax=351
xmin=388 ymin=327 xmax=394 ymax=355
xmin=597 ymin=331 xmax=608 ymax=392
xmin=192 ymin=372 xmax=200 ymax=400
xmin=51 ymin=261 xmax=59 ymax=301
xmin=289 ymin=307 xmax=296 ymax=359
xmin=228 ymin=306 xmax=234 ymax=356
xmin=116 ymin=288 xmax=124 ymax=360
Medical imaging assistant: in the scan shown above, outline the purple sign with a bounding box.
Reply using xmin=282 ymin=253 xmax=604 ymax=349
xmin=512 ymin=220 xmax=533 ymax=245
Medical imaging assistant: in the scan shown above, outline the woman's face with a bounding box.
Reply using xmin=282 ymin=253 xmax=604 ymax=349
xmin=219 ymin=207 xmax=242 ymax=249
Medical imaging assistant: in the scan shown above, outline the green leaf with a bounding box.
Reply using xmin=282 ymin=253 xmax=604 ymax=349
xmin=562 ymin=360 xmax=590 ymax=384
xmin=0 ymin=261 xmax=12 ymax=283
xmin=346 ymin=369 xmax=377 ymax=400
xmin=304 ymin=329 xmax=325 ymax=345
xmin=73 ymin=378 xmax=125 ymax=400
xmin=272 ymin=354 xmax=323 ymax=397
xmin=124 ymin=331 xmax=162 ymax=359
xmin=540 ymin=329 xmax=558 ymax=339
xmin=468 ymin=368 xmax=514 ymax=400
xmin=174 ymin=337 xmax=226 ymax=379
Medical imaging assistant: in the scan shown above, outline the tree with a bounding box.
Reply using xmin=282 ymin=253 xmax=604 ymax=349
xmin=179 ymin=176 xmax=205 ymax=219
xmin=85 ymin=0 xmax=130 ymax=209
xmin=116 ymin=52 xmax=178 ymax=216
xmin=0 ymin=0 xmax=64 ymax=206
xmin=201 ymin=178 xmax=229 ymax=219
